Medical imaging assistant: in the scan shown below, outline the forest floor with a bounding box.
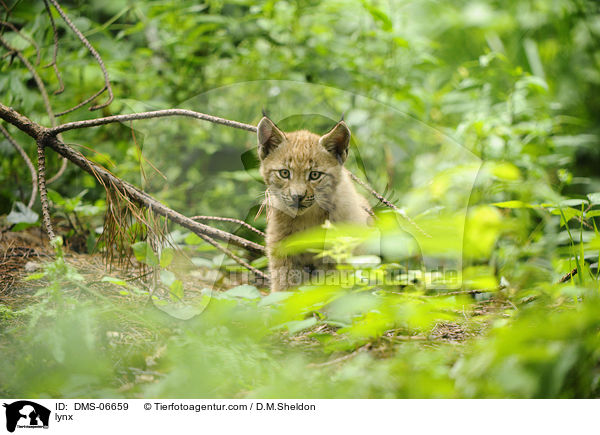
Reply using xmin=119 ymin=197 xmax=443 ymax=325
xmin=0 ymin=227 xmax=506 ymax=360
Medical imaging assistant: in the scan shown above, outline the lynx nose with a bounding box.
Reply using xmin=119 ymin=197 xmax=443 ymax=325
xmin=291 ymin=193 xmax=306 ymax=208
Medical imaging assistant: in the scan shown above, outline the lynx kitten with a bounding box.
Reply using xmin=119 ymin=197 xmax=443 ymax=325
xmin=257 ymin=115 xmax=371 ymax=292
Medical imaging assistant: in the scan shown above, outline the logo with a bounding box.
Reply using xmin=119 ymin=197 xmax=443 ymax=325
xmin=3 ymin=401 xmax=50 ymax=433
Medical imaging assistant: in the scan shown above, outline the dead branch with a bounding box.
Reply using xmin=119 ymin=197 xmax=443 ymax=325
xmin=0 ymin=103 xmax=265 ymax=255
xmin=36 ymin=141 xmax=55 ymax=239
xmin=42 ymin=0 xmax=64 ymax=95
xmin=47 ymin=157 xmax=67 ymax=184
xmin=0 ymin=124 xmax=37 ymax=208
xmin=48 ymin=0 xmax=113 ymax=114
xmin=0 ymin=0 xmax=12 ymax=22
xmin=348 ymin=171 xmax=431 ymax=238
xmin=195 ymin=232 xmax=269 ymax=283
xmin=49 ymin=109 xmax=257 ymax=135
xmin=191 ymin=215 xmax=266 ymax=238
xmin=0 ymin=31 xmax=68 ymax=184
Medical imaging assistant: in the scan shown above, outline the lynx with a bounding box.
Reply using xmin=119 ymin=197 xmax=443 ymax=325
xmin=257 ymin=115 xmax=371 ymax=292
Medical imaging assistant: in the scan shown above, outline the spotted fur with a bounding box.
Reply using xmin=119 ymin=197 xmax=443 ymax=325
xmin=257 ymin=116 xmax=371 ymax=291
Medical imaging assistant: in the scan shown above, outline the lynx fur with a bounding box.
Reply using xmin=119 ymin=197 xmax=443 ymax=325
xmin=257 ymin=116 xmax=371 ymax=291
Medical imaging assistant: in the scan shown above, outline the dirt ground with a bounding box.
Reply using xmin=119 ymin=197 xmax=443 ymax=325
xmin=1 ymin=226 xmax=500 ymax=354
xmin=0 ymin=228 xmax=50 ymax=299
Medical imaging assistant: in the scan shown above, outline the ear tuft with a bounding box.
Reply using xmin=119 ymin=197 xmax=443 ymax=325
xmin=257 ymin=116 xmax=285 ymax=160
xmin=319 ymin=121 xmax=351 ymax=163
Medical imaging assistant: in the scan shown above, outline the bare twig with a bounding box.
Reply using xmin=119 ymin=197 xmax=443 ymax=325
xmin=42 ymin=0 xmax=65 ymax=95
xmin=348 ymin=171 xmax=431 ymax=238
xmin=576 ymin=215 xmax=594 ymax=230
xmin=129 ymin=121 xmax=167 ymax=182
xmin=48 ymin=109 xmax=257 ymax=135
xmin=47 ymin=157 xmax=67 ymax=183
xmin=0 ymin=32 xmax=67 ymax=183
xmin=0 ymin=0 xmax=12 ymax=22
xmin=191 ymin=215 xmax=265 ymax=237
xmin=48 ymin=0 xmax=113 ymax=114
xmin=195 ymin=232 xmax=269 ymax=283
xmin=36 ymin=141 xmax=55 ymax=239
xmin=0 ymin=123 xmax=37 ymax=208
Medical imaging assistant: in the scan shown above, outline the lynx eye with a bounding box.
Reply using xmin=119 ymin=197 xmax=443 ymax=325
xmin=278 ymin=169 xmax=290 ymax=179
xmin=309 ymin=171 xmax=323 ymax=181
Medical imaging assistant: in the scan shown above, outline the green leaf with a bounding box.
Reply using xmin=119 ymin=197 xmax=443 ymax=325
xmin=223 ymin=284 xmax=261 ymax=299
xmin=47 ymin=189 xmax=65 ymax=205
xmin=160 ymin=247 xmax=175 ymax=268
xmin=587 ymin=193 xmax=600 ymax=205
xmin=12 ymin=222 xmax=40 ymax=232
xmin=191 ymin=257 xmax=214 ymax=268
xmin=132 ymin=242 xmax=158 ymax=266
xmin=153 ymin=302 xmax=204 ymax=320
xmin=23 ymin=272 xmax=45 ymax=281
xmin=282 ymin=317 xmax=318 ymax=335
xmin=7 ymin=201 xmax=38 ymax=225
xmin=551 ymin=207 xmax=580 ymax=226
xmin=184 ymin=233 xmax=203 ymax=245
xmin=250 ymin=256 xmax=269 ymax=268
xmin=362 ymin=1 xmax=392 ymax=31
xmin=559 ymin=199 xmax=588 ymax=207
xmin=160 ymin=270 xmax=176 ymax=287
xmin=348 ymin=255 xmax=381 ymax=266
xmin=492 ymin=200 xmax=533 ymax=209
xmin=586 ymin=210 xmax=600 ymax=218
xmin=101 ymin=276 xmax=128 ymax=286
xmin=489 ymin=162 xmax=521 ymax=181
xmin=258 ymin=291 xmax=293 ymax=307
xmin=169 ymin=280 xmax=184 ymax=301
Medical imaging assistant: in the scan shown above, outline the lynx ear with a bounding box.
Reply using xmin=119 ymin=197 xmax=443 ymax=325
xmin=257 ymin=116 xmax=286 ymax=160
xmin=319 ymin=121 xmax=350 ymax=163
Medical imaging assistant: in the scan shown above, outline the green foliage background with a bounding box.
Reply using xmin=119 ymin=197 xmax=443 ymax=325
xmin=1 ymin=0 xmax=600 ymax=398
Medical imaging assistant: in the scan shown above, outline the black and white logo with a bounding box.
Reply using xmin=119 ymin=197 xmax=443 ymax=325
xmin=3 ymin=401 xmax=50 ymax=433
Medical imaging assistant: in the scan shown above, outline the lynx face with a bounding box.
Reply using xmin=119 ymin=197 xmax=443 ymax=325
xmin=257 ymin=117 xmax=350 ymax=217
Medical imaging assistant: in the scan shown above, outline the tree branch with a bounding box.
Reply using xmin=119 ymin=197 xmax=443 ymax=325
xmin=190 ymin=216 xmax=265 ymax=237
xmin=48 ymin=109 xmax=257 ymax=135
xmin=0 ymin=32 xmax=67 ymax=183
xmin=348 ymin=171 xmax=431 ymax=238
xmin=195 ymin=232 xmax=269 ymax=283
xmin=0 ymin=102 xmax=264 ymax=255
xmin=36 ymin=141 xmax=56 ymax=239
xmin=48 ymin=0 xmax=113 ymax=114
xmin=42 ymin=0 xmax=65 ymax=95
xmin=47 ymin=156 xmax=67 ymax=184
